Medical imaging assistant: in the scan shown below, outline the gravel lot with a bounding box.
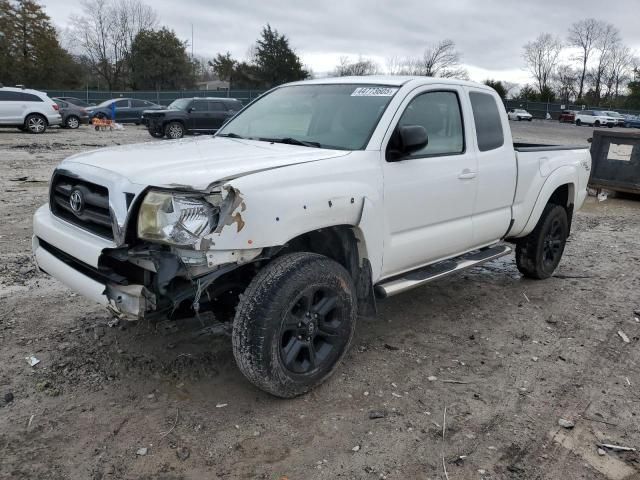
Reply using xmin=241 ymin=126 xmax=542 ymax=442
xmin=1 ymin=121 xmax=639 ymax=480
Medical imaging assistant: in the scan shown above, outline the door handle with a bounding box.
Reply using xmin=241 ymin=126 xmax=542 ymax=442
xmin=458 ymin=169 xmax=477 ymax=180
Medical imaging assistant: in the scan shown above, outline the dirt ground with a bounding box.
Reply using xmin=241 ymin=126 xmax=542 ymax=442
xmin=1 ymin=120 xmax=639 ymax=480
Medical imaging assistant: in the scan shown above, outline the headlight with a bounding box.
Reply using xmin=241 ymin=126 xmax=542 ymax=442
xmin=137 ymin=191 xmax=220 ymax=246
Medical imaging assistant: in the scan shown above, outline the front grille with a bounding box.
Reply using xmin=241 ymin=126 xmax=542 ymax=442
xmin=50 ymin=173 xmax=113 ymax=239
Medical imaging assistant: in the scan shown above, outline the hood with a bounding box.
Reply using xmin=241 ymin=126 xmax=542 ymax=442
xmin=61 ymin=136 xmax=351 ymax=190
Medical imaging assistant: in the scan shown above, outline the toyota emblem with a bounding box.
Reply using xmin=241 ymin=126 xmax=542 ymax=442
xmin=69 ymin=189 xmax=84 ymax=214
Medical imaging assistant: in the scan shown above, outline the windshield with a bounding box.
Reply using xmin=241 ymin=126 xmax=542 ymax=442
xmin=217 ymin=84 xmax=399 ymax=150
xmin=168 ymin=98 xmax=191 ymax=110
xmin=593 ymin=111 xmax=608 ymax=116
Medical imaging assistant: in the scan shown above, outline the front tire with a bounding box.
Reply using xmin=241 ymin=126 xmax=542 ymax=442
xmin=515 ymin=204 xmax=569 ymax=280
xmin=165 ymin=121 xmax=184 ymax=139
xmin=232 ymin=253 xmax=357 ymax=398
xmin=575 ymin=119 xmax=581 ymax=126
xmin=25 ymin=114 xmax=47 ymax=134
xmin=148 ymin=129 xmax=164 ymax=138
xmin=594 ymin=120 xmax=600 ymax=127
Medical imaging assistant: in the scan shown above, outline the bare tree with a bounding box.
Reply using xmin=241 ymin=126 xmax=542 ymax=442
xmin=386 ymin=40 xmax=468 ymax=79
xmin=333 ymin=56 xmax=380 ymax=76
xmin=603 ymin=44 xmax=635 ymax=99
xmin=523 ymin=33 xmax=563 ymax=95
xmin=554 ymin=64 xmax=579 ymax=103
xmin=71 ymin=0 xmax=157 ymax=89
xmin=589 ymin=23 xmax=620 ymax=101
xmin=568 ymin=18 xmax=603 ymax=100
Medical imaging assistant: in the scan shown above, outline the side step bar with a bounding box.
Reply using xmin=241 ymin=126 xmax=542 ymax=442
xmin=375 ymin=244 xmax=512 ymax=298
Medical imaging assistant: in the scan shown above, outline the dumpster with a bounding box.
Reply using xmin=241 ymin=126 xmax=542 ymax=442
xmin=589 ymin=130 xmax=640 ymax=195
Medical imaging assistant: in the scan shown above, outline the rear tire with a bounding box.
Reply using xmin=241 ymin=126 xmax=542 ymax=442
xmin=594 ymin=120 xmax=600 ymax=127
xmin=575 ymin=119 xmax=581 ymax=126
xmin=165 ymin=121 xmax=184 ymax=139
xmin=65 ymin=115 xmax=80 ymax=129
xmin=515 ymin=204 xmax=569 ymax=280
xmin=25 ymin=114 xmax=47 ymax=134
xmin=232 ymin=253 xmax=357 ymax=398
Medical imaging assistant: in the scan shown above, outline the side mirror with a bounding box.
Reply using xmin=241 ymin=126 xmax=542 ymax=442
xmin=387 ymin=125 xmax=428 ymax=161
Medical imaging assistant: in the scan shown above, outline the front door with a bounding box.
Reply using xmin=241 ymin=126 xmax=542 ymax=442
xmin=113 ymin=99 xmax=131 ymax=122
xmin=381 ymin=86 xmax=478 ymax=278
xmin=188 ymin=99 xmax=212 ymax=131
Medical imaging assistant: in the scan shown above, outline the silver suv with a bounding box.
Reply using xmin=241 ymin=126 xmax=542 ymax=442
xmin=0 ymin=86 xmax=62 ymax=133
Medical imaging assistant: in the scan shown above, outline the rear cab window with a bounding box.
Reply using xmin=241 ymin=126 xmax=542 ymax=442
xmin=469 ymin=91 xmax=504 ymax=152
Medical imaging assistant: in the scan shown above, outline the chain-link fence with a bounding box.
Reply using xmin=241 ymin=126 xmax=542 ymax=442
xmin=504 ymin=99 xmax=640 ymax=119
xmin=43 ymin=89 xmax=266 ymax=106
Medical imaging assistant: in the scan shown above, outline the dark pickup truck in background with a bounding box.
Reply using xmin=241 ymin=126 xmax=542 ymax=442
xmin=144 ymin=97 xmax=243 ymax=139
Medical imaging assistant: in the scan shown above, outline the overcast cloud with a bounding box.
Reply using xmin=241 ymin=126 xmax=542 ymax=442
xmin=43 ymin=0 xmax=640 ymax=84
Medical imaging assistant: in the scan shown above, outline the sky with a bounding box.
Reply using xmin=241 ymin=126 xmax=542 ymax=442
xmin=42 ymin=0 xmax=640 ymax=85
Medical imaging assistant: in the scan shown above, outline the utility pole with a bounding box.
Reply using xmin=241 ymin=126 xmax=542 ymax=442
xmin=191 ymin=24 xmax=194 ymax=60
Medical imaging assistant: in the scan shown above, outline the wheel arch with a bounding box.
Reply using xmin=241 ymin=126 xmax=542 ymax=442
xmin=513 ymin=172 xmax=577 ymax=239
xmin=276 ymin=225 xmax=376 ymax=317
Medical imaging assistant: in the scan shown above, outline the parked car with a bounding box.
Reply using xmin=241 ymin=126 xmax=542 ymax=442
xmin=507 ymin=108 xmax=533 ymax=121
xmin=86 ymin=98 xmax=163 ymax=124
xmin=55 ymin=97 xmax=93 ymax=108
xmin=52 ymin=98 xmax=90 ymax=129
xmin=558 ymin=110 xmax=576 ymax=123
xmin=144 ymin=97 xmax=243 ymax=139
xmin=623 ymin=115 xmax=640 ymax=128
xmin=602 ymin=111 xmax=626 ymax=127
xmin=574 ymin=110 xmax=616 ymax=127
xmin=0 ymin=86 xmax=62 ymax=133
xmin=33 ymin=76 xmax=591 ymax=398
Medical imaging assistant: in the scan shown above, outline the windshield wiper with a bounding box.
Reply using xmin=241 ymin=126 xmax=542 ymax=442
xmin=260 ymin=137 xmax=322 ymax=148
xmin=217 ymin=132 xmax=245 ymax=139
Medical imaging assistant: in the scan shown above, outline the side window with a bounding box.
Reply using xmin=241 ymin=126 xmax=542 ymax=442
xmin=114 ymin=99 xmax=129 ymax=108
xmin=0 ymin=91 xmax=23 ymax=101
xmin=191 ymin=100 xmax=208 ymax=111
xmin=130 ymin=99 xmax=145 ymax=107
xmin=55 ymin=100 xmax=67 ymax=108
xmin=21 ymin=93 xmax=43 ymax=102
xmin=396 ymin=91 xmax=464 ymax=157
xmin=469 ymin=91 xmax=504 ymax=152
xmin=208 ymin=101 xmax=225 ymax=112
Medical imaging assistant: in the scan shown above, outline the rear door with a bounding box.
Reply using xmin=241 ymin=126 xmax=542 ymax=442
xmin=466 ymin=88 xmax=516 ymax=246
xmin=381 ymin=85 xmax=478 ymax=277
xmin=113 ymin=99 xmax=131 ymax=122
xmin=0 ymin=91 xmax=25 ymax=124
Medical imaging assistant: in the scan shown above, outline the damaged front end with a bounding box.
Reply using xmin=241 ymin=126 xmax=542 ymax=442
xmin=101 ymin=185 xmax=262 ymax=320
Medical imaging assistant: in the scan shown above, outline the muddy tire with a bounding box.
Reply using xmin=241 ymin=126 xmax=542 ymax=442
xmin=165 ymin=121 xmax=184 ymax=139
xmin=516 ymin=204 xmax=569 ymax=280
xmin=25 ymin=114 xmax=47 ymax=134
xmin=232 ymin=252 xmax=357 ymax=398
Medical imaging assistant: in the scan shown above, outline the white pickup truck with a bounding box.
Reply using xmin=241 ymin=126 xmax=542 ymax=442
xmin=33 ymin=76 xmax=591 ymax=397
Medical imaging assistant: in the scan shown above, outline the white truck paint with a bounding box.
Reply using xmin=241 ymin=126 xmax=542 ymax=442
xmin=32 ymin=76 xmax=591 ymax=396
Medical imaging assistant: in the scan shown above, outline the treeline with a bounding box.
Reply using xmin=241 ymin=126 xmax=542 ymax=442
xmin=519 ymin=18 xmax=639 ymax=107
xmin=0 ymin=0 xmax=309 ymax=91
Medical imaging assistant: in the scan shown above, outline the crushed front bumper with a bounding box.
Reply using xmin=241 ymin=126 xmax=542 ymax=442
xmin=32 ymin=205 xmax=153 ymax=319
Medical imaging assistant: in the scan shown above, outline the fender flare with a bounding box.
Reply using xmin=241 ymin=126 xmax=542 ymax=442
xmin=513 ymin=166 xmax=576 ymax=238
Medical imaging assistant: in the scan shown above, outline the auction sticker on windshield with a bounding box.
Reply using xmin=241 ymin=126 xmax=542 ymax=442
xmin=351 ymin=87 xmax=398 ymax=97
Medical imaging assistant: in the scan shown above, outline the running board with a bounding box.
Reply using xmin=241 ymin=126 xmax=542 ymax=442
xmin=375 ymin=244 xmax=512 ymax=298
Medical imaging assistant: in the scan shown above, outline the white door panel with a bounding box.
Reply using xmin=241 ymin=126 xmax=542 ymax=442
xmin=381 ymin=85 xmax=477 ymax=277
xmin=466 ymin=88 xmax=516 ymax=245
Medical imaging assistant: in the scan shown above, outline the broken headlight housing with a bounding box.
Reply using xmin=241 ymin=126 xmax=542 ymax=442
xmin=137 ymin=190 xmax=220 ymax=247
